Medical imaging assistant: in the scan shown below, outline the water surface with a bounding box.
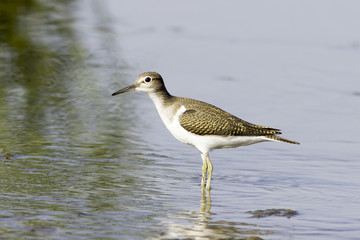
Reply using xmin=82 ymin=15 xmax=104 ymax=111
xmin=1 ymin=1 xmax=360 ymax=239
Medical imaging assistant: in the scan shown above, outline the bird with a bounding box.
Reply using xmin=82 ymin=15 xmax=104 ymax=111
xmin=112 ymin=72 xmax=299 ymax=190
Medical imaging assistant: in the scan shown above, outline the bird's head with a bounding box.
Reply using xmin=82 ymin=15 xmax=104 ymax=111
xmin=112 ymin=72 xmax=165 ymax=96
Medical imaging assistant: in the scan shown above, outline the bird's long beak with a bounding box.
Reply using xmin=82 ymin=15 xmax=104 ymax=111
xmin=112 ymin=84 xmax=136 ymax=96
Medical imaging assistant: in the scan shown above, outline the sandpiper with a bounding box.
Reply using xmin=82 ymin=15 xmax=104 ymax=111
xmin=112 ymin=72 xmax=299 ymax=190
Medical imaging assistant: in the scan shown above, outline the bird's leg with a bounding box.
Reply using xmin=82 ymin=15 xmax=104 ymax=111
xmin=205 ymin=154 xmax=213 ymax=190
xmin=201 ymin=153 xmax=208 ymax=189
xmin=200 ymin=187 xmax=212 ymax=213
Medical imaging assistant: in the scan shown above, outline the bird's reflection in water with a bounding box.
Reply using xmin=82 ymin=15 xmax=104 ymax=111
xmin=201 ymin=188 xmax=211 ymax=213
xmin=158 ymin=189 xmax=271 ymax=239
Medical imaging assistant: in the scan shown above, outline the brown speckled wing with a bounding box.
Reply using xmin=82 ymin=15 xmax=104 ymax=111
xmin=179 ymin=108 xmax=281 ymax=137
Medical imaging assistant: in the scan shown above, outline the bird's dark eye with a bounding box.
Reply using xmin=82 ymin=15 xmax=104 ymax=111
xmin=144 ymin=76 xmax=152 ymax=83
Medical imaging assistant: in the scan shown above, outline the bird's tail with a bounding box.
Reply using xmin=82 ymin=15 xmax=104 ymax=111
xmin=265 ymin=135 xmax=300 ymax=145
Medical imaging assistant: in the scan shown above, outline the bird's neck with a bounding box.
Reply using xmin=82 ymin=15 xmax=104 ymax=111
xmin=148 ymin=88 xmax=173 ymax=107
xmin=147 ymin=88 xmax=176 ymax=124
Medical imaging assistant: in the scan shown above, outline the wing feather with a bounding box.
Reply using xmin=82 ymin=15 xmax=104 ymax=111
xmin=179 ymin=108 xmax=281 ymax=136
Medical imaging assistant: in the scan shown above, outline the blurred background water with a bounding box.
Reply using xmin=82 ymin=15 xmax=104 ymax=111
xmin=1 ymin=0 xmax=360 ymax=239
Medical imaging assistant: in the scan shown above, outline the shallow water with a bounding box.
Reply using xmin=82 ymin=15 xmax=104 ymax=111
xmin=1 ymin=0 xmax=360 ymax=239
